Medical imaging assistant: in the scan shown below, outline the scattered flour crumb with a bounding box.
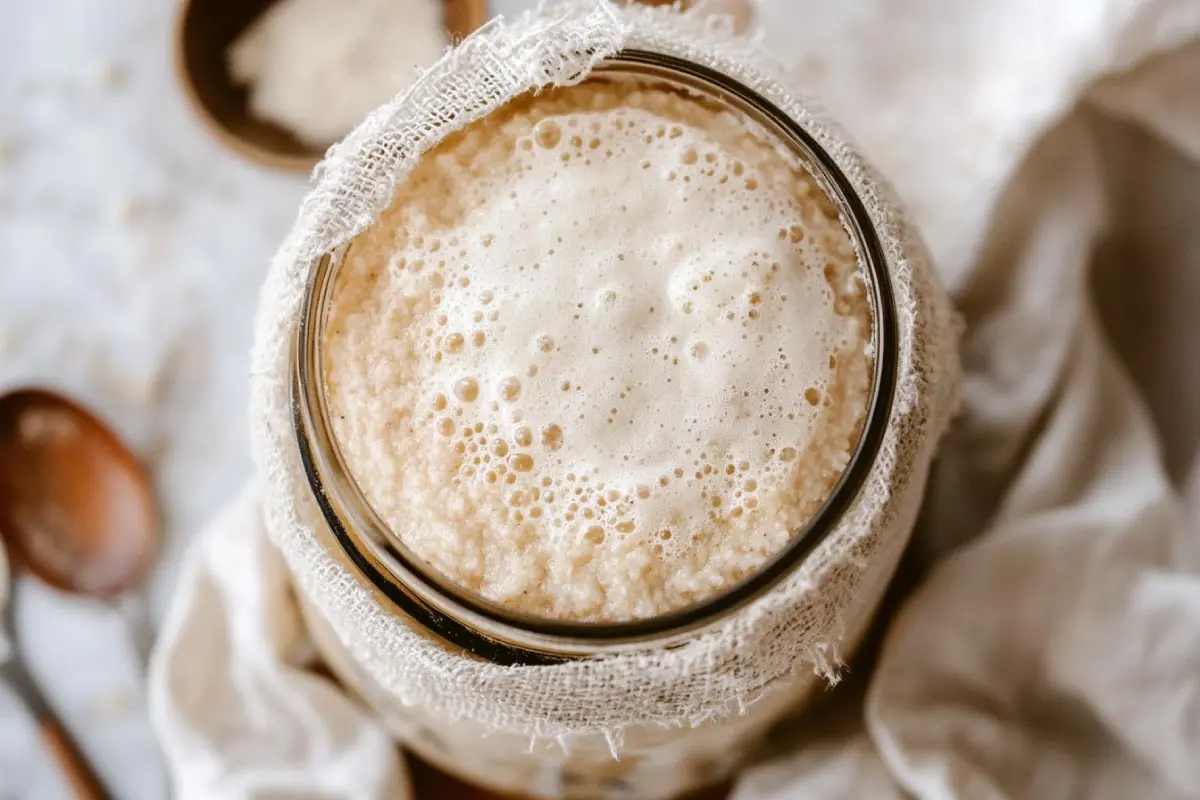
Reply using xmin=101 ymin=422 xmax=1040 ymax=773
xmin=114 ymin=195 xmax=143 ymax=226
xmin=90 ymin=354 xmax=158 ymax=408
xmin=91 ymin=689 xmax=137 ymax=720
xmin=93 ymin=61 xmax=127 ymax=91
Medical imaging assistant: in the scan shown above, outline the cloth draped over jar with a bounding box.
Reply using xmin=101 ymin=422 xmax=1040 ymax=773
xmin=148 ymin=1 xmax=1200 ymax=799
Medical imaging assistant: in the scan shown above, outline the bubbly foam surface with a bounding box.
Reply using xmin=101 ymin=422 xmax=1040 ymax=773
xmin=324 ymin=79 xmax=874 ymax=622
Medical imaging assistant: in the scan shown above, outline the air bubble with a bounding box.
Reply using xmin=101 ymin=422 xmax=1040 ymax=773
xmin=541 ymin=424 xmax=564 ymax=451
xmin=499 ymin=377 xmax=522 ymax=403
xmin=514 ymin=427 xmax=533 ymax=448
xmin=533 ymin=119 xmax=562 ymax=149
xmin=454 ymin=377 xmax=479 ymax=402
xmin=437 ymin=418 xmax=455 ymax=437
xmin=510 ymin=453 xmax=534 ymax=473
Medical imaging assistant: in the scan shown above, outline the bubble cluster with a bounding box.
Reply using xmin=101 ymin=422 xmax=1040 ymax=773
xmin=323 ymin=78 xmax=874 ymax=623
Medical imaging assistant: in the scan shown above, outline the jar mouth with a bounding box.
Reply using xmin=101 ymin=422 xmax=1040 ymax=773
xmin=291 ymin=50 xmax=898 ymax=664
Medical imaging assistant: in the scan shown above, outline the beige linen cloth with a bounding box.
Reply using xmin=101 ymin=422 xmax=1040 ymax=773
xmin=149 ymin=0 xmax=1200 ymax=797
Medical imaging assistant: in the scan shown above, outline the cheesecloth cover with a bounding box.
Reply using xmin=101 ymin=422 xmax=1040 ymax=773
xmin=247 ymin=0 xmax=961 ymax=744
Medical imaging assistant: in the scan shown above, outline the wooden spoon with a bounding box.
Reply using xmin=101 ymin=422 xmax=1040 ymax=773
xmin=0 ymin=388 xmax=158 ymax=601
xmin=1 ymin=574 xmax=112 ymax=800
xmin=0 ymin=387 xmax=161 ymax=799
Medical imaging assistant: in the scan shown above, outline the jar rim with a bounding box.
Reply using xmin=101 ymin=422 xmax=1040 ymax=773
xmin=290 ymin=50 xmax=899 ymax=665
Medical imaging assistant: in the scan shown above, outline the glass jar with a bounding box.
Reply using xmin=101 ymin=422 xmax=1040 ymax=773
xmin=290 ymin=51 xmax=899 ymax=799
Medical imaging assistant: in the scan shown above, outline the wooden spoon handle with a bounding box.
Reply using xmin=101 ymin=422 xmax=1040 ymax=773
xmin=37 ymin=715 xmax=111 ymax=800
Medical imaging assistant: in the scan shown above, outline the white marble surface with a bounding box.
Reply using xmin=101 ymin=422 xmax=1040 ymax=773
xmin=0 ymin=0 xmax=529 ymax=797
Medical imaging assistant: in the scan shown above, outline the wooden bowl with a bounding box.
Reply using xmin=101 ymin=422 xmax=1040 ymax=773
xmin=174 ymin=0 xmax=490 ymax=172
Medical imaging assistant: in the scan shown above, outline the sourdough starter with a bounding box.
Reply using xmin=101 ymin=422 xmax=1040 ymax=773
xmin=323 ymin=79 xmax=873 ymax=623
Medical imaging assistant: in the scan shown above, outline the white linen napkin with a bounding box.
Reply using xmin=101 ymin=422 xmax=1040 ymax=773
xmin=149 ymin=1 xmax=1200 ymax=797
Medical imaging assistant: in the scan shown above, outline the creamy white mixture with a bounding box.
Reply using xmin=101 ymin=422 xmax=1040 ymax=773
xmin=324 ymin=79 xmax=873 ymax=622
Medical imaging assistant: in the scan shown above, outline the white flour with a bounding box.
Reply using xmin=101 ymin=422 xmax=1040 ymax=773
xmin=228 ymin=0 xmax=448 ymax=148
